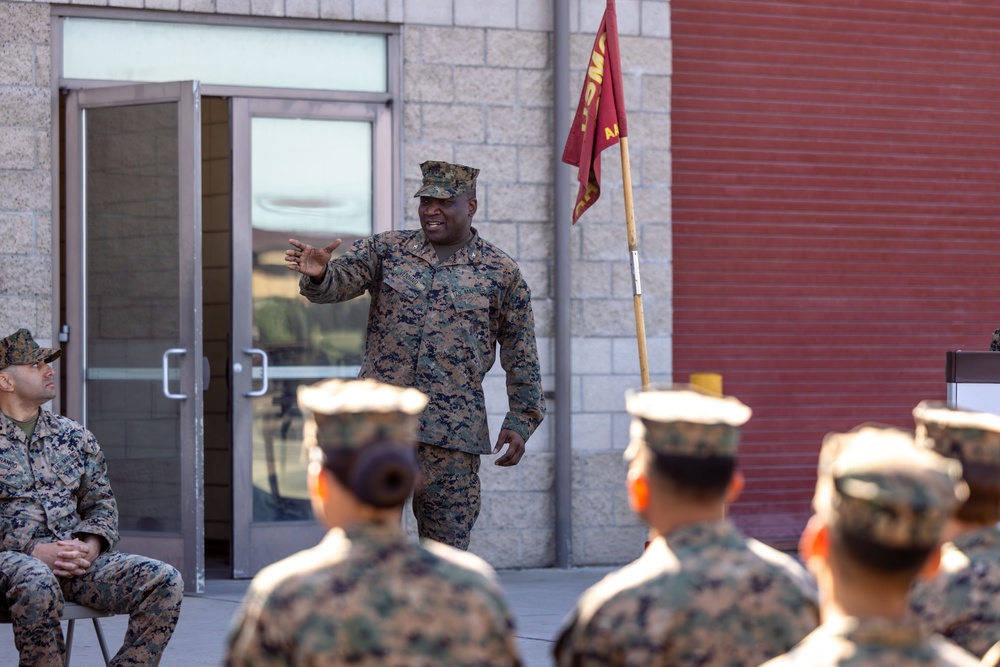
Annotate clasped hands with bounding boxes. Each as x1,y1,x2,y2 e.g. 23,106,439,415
32,536,102,578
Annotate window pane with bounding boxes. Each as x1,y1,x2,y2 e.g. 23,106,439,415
249,117,373,522
63,18,387,93
84,102,182,534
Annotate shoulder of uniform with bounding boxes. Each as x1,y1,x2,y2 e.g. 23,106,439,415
422,540,502,584
475,236,518,265
745,538,819,601
380,229,420,243
746,537,809,574
249,543,332,598
40,410,85,433
473,238,525,284
573,555,669,623
928,635,982,666
368,229,421,253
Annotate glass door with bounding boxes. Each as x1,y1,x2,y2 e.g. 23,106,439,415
231,98,392,577
64,82,205,593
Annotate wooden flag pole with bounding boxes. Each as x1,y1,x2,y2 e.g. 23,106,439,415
619,136,650,389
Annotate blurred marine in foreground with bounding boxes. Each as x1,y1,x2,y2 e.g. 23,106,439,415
225,378,522,667
554,385,819,667
761,425,978,667
910,402,1000,659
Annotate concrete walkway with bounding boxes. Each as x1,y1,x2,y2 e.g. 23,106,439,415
0,567,614,666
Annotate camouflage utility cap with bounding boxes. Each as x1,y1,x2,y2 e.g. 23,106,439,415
913,400,1000,467
815,425,967,549
298,378,428,454
0,328,61,371
413,160,479,199
624,384,752,460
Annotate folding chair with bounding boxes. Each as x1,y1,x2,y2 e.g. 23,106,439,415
0,600,113,666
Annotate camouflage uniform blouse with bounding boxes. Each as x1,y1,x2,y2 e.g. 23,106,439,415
910,526,1000,657
553,519,820,667
0,410,118,554
760,616,980,667
226,520,522,667
300,228,545,455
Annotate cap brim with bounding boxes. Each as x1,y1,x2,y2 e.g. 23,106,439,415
413,185,465,199
0,347,60,371
623,439,643,461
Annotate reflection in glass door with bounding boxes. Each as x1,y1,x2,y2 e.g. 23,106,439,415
231,98,392,577
64,82,204,592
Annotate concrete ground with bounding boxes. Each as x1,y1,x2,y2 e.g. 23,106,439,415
0,566,614,666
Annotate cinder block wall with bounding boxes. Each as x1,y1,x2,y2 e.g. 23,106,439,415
0,0,672,569
399,0,673,567
0,2,52,338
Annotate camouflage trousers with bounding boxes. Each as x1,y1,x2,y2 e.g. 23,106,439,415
413,443,481,550
0,548,183,667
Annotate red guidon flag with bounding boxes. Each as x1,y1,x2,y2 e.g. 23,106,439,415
562,0,628,223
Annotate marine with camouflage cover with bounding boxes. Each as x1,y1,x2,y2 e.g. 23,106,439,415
761,424,978,667
554,385,819,667
284,160,545,550
909,401,1000,658
225,378,522,666
0,328,183,667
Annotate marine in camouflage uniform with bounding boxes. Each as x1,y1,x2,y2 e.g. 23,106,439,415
286,160,545,550
554,386,820,667
762,425,978,667
0,328,183,667
909,402,1000,658
226,378,522,666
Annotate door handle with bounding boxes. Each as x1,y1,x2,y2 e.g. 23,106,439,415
243,348,269,397
162,348,187,400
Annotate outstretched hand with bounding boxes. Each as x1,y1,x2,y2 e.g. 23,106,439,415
493,429,525,466
286,238,342,280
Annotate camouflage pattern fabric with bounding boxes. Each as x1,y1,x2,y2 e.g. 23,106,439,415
413,160,479,199
814,426,966,550
299,228,545,456
913,400,1000,467
910,526,1000,658
624,385,751,459
298,378,428,454
760,616,979,667
0,549,182,666
413,443,481,550
225,520,522,666
553,519,820,667
0,328,60,371
991,329,999,352
0,410,183,666
0,409,118,554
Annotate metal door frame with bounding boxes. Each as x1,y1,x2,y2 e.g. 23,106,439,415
230,96,391,578
64,81,205,593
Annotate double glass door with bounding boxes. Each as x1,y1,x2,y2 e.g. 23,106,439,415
65,84,390,586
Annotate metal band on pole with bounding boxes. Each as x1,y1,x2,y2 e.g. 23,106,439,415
619,136,650,389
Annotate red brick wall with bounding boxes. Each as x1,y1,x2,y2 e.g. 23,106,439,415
672,0,1000,546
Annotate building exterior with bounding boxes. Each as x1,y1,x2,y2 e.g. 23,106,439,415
0,0,672,590
7,0,998,592
671,0,1000,548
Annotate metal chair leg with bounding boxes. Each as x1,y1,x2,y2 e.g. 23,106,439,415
64,619,75,667
92,617,111,665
